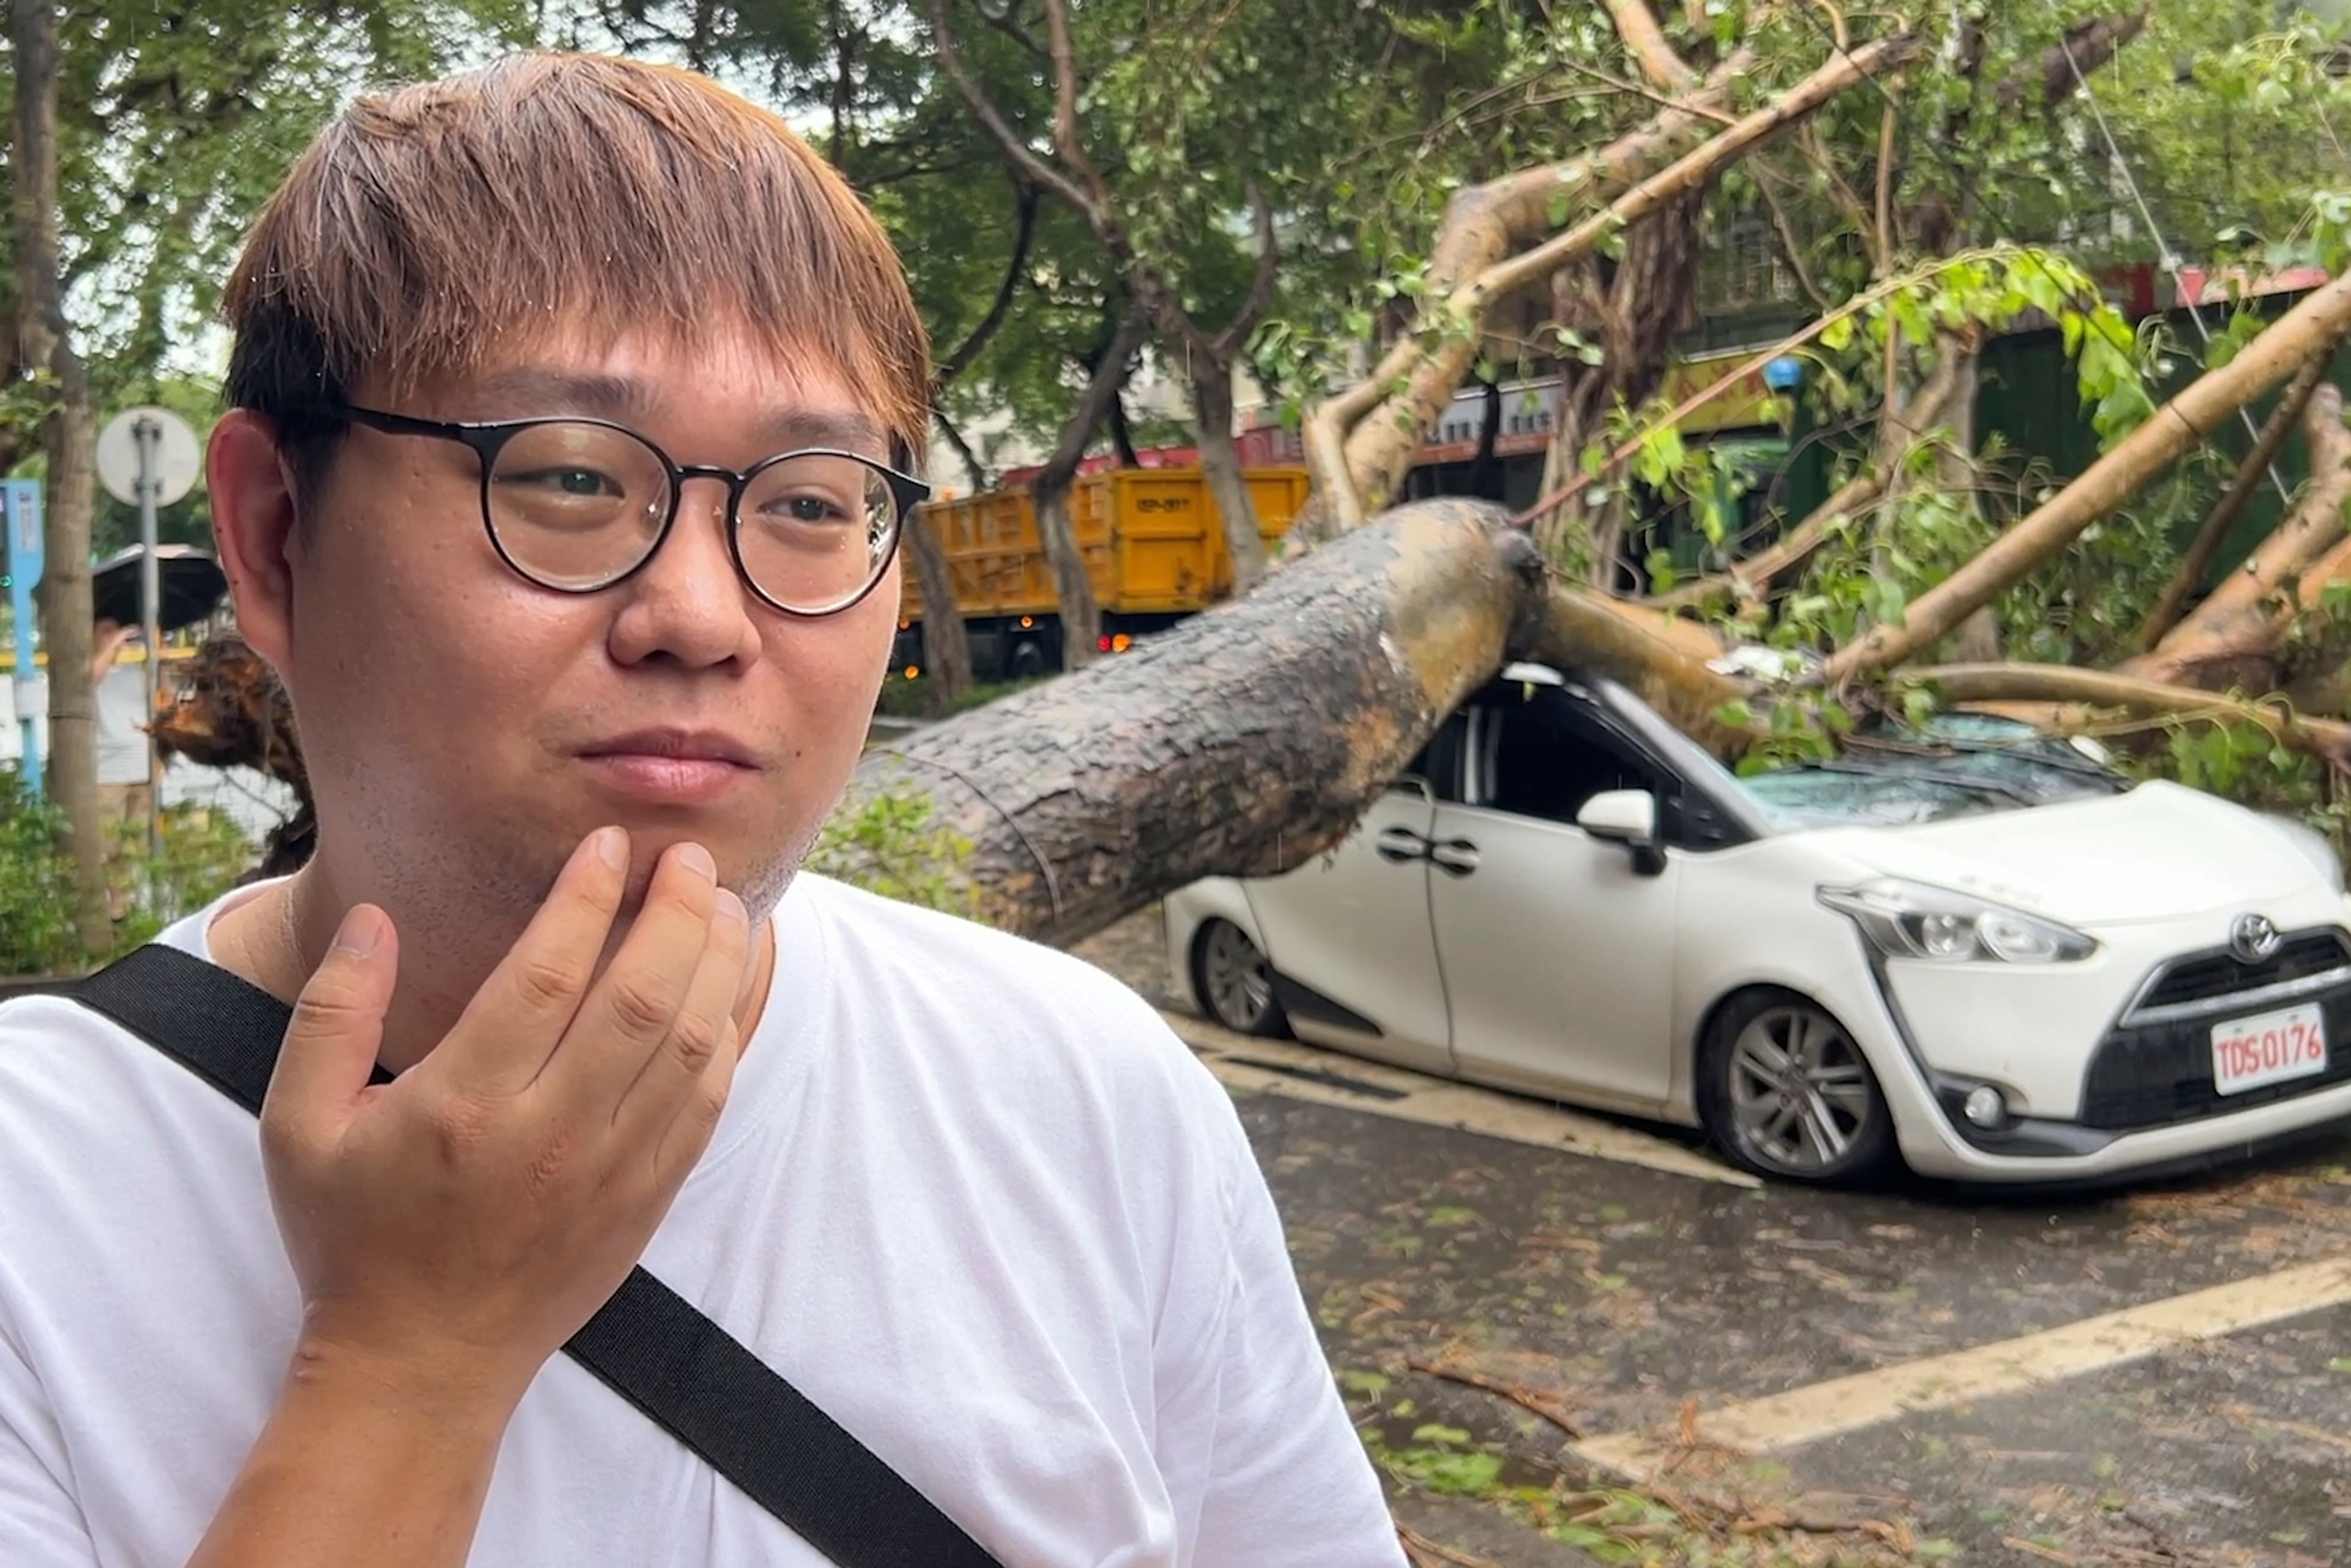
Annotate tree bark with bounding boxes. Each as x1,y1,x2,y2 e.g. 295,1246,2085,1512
1826,269,2351,683
1908,661,2351,771
843,499,1543,943
900,507,972,708
14,0,110,957
1032,308,1150,670
1651,470,1886,612
1299,54,1749,536
2124,384,2351,689
1312,32,1915,536
1188,360,1265,594
1532,189,1704,584
2135,355,2327,651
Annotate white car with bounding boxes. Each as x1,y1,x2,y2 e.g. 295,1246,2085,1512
1166,663,2351,1185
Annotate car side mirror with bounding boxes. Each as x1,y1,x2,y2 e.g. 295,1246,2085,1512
1578,789,1667,876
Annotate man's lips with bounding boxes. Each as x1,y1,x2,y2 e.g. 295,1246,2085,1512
574,730,760,805
576,729,760,767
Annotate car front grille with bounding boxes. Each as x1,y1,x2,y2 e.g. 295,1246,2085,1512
2130,931,2351,1015
2082,928,2351,1131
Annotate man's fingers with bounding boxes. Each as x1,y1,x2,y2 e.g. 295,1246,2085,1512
439,826,630,1093
541,841,719,1112
615,885,749,1138
263,904,399,1146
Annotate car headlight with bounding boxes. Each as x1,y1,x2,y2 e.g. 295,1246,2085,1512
2267,816,2345,895
1818,879,2096,964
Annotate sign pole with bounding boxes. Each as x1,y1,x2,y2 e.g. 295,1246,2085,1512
135,413,163,860
5,481,43,800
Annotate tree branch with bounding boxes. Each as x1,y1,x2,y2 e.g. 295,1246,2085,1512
928,0,1097,216
1826,270,2351,683
1475,33,1919,306
1040,0,1110,198
936,175,1041,389
2127,384,2351,688
1754,164,1833,311
976,0,1048,60
1907,663,2351,771
1603,0,1697,91
934,408,989,491
2135,356,2327,650
1651,470,1886,611
2006,9,2150,116
1212,181,1281,357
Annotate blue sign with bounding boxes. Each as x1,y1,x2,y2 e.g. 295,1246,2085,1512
6,480,44,798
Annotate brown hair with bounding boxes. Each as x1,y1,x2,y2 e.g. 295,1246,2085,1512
222,53,931,486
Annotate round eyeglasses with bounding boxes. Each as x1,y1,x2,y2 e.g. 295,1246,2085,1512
329,403,931,617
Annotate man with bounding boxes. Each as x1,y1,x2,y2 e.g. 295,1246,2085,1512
0,53,1403,1568
90,617,154,827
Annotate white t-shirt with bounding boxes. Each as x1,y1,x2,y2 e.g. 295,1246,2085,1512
0,874,1403,1567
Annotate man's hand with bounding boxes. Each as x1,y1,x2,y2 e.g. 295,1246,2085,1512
260,826,749,1406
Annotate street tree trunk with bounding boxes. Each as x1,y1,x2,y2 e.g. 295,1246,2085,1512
1532,189,1704,586
13,0,110,958
900,507,972,707
1032,309,1150,671
1187,362,1264,594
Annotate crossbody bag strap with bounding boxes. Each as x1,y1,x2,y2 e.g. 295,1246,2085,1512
70,942,1000,1568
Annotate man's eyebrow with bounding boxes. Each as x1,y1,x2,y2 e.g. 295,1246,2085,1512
460,367,888,460
464,367,662,423
756,408,888,460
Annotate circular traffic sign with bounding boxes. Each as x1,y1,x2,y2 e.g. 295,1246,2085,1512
97,406,202,508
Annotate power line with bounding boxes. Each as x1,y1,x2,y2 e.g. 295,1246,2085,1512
2045,6,2290,505
1787,4,2292,508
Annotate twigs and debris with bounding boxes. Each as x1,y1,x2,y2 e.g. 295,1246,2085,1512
1395,1525,1509,1568
1408,1357,1584,1436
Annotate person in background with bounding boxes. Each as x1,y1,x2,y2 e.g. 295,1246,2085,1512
90,616,155,913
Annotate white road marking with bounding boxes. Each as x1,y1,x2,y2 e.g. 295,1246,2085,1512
1573,1253,2351,1480
1160,1010,1758,1188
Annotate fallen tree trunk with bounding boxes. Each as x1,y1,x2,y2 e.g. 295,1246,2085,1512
1906,662,2351,770
844,500,1547,945
2126,384,2351,690
1826,269,2351,683
2134,356,2326,651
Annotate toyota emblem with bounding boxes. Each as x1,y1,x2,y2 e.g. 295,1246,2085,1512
2230,913,2284,965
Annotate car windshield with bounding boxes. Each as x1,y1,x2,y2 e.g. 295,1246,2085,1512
1730,713,2128,831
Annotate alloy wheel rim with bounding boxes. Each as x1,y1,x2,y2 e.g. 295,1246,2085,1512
1727,1005,1873,1172
1202,922,1273,1029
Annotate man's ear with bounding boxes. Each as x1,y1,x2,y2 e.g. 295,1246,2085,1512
206,410,302,685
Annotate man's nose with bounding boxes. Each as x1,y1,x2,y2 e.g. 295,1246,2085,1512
604,476,762,668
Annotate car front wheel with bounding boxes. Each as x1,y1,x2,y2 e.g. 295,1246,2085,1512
1697,989,1895,1184
1192,918,1290,1037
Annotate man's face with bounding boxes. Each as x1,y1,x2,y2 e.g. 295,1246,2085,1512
260,329,900,921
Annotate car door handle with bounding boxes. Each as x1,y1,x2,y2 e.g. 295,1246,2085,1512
1428,838,1481,876
1375,827,1430,864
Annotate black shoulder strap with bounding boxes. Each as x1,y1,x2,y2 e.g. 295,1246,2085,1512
70,943,1000,1568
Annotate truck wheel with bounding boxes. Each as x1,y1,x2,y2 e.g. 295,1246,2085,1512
1009,640,1049,680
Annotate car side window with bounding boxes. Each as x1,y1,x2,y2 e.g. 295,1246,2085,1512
1399,710,1471,804
1480,693,1665,828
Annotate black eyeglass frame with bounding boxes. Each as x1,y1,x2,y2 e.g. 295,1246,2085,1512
328,402,932,618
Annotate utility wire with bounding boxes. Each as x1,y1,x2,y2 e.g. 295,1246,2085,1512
2045,5,2291,506
1788,4,2295,509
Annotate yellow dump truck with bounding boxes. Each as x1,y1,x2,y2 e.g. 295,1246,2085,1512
892,465,1310,681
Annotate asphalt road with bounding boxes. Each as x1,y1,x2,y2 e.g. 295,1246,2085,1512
1072,909,2351,1568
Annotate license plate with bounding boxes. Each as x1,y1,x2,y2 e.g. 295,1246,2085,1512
2211,1003,2330,1096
